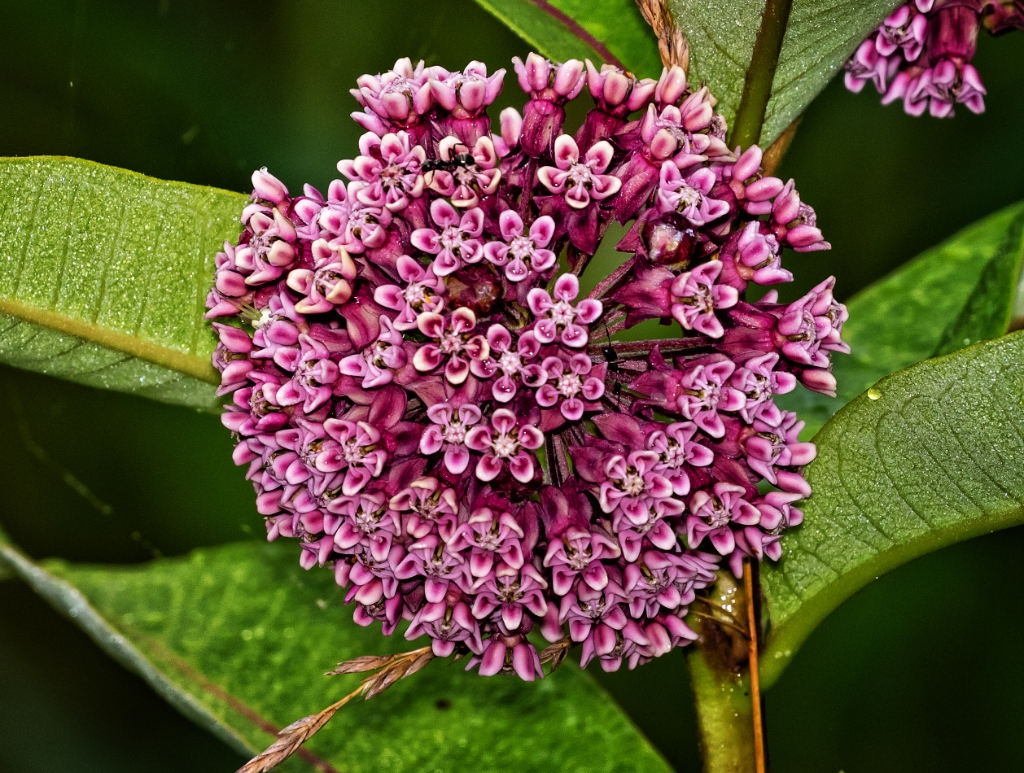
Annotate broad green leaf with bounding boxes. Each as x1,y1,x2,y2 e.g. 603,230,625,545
667,0,899,145
760,331,1024,687
0,157,247,410
0,529,672,773
472,0,663,77
778,201,1024,438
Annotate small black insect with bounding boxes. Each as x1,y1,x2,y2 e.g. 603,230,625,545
422,152,475,173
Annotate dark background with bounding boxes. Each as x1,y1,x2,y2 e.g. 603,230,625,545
1,1,1023,771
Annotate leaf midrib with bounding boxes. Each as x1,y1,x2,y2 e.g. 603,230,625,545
0,296,219,384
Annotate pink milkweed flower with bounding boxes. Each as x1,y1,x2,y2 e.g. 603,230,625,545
314,420,387,496
235,206,298,286
410,199,485,276
926,59,986,117
418,402,482,475
483,324,544,403
646,421,715,496
350,57,436,134
424,136,501,209
483,211,558,283
597,450,679,521
328,491,401,552
674,360,746,438
730,221,792,286
622,550,716,618
535,353,606,425
430,61,506,118
744,411,817,484
670,261,739,338
286,240,357,314
211,323,254,396
883,68,932,116
316,179,352,236
251,167,289,205
585,61,657,116
394,534,469,603
653,64,689,107
513,54,585,157
576,61,657,149
876,4,928,61
249,290,301,360
656,164,730,226
337,131,426,213
465,409,544,483
338,316,407,389
406,601,484,657
272,334,340,413
686,482,762,555
527,273,603,348
512,53,585,102
537,136,622,209
431,61,506,145
475,633,544,681
543,525,620,596
448,506,526,578
373,255,446,330
471,562,549,631
774,277,850,368
389,476,459,540
843,40,894,94
335,193,393,254
412,307,490,384
729,352,797,424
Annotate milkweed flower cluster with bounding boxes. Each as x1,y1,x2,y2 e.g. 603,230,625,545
208,54,847,680
844,0,1022,116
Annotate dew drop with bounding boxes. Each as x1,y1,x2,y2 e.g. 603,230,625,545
867,388,881,400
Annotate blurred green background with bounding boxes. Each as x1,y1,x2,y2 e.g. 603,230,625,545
1,1,1023,771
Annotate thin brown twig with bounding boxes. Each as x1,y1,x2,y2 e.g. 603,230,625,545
237,647,433,773
744,560,766,773
635,0,689,71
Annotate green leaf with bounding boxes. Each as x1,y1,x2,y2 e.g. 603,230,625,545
667,0,899,145
471,0,664,77
0,529,672,773
0,157,247,411
760,331,1024,687
778,201,1024,438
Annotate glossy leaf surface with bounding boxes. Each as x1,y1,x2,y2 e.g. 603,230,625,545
472,0,663,76
779,201,1024,438
667,0,898,144
0,157,246,410
761,331,1024,686
0,530,672,773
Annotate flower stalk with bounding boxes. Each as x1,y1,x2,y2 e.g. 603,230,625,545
687,570,759,773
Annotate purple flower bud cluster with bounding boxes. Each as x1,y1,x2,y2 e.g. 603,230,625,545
845,0,1023,117
207,54,847,680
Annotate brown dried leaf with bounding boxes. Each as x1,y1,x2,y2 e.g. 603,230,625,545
236,693,354,773
325,653,396,675
635,0,689,70
237,647,435,773
539,638,572,673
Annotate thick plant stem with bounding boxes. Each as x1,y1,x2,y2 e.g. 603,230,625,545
687,571,759,773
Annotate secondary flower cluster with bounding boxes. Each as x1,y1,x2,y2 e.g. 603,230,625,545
208,54,847,679
844,0,1022,116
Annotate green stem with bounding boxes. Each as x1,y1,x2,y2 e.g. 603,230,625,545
687,571,758,773
728,0,794,148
